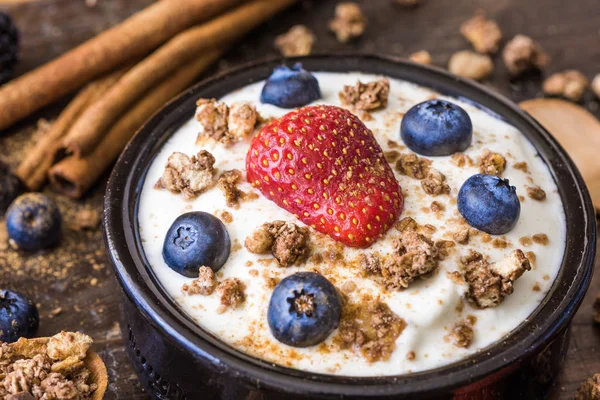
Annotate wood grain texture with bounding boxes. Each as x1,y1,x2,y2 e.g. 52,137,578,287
0,0,599,399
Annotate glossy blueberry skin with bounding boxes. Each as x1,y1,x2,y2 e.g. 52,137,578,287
0,162,24,216
0,289,39,343
260,63,321,109
6,193,62,251
401,99,473,156
458,174,521,235
162,212,231,278
268,272,342,348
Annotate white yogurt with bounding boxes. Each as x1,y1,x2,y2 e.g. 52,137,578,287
137,72,566,376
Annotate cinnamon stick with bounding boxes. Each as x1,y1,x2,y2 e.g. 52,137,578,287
58,0,297,158
49,50,223,198
0,0,244,131
14,68,127,190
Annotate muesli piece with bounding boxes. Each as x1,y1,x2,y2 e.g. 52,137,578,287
395,153,431,179
245,221,310,267
217,278,246,313
449,321,474,348
359,253,381,276
155,150,215,199
421,169,451,196
339,79,390,113
460,249,531,308
460,14,503,54
47,331,93,361
395,216,418,232
479,149,506,176
328,2,367,43
182,266,217,296
448,50,493,81
409,50,432,65
435,240,456,260
217,169,248,208
451,153,473,168
503,34,550,76
381,230,439,290
275,25,316,57
543,70,589,102
576,373,600,400
527,185,546,201
196,99,258,146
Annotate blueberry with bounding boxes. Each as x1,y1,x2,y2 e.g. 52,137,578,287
260,63,321,108
162,212,231,277
401,99,473,156
0,162,24,216
458,174,521,235
0,289,39,343
6,193,62,251
268,272,342,348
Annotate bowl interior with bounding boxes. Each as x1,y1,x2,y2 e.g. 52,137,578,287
104,55,596,397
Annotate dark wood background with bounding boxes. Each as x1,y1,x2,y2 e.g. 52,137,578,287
0,0,599,399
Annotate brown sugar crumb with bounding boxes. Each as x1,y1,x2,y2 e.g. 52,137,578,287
409,50,432,65
359,253,382,276
381,230,439,290
334,300,406,363
275,25,316,57
435,240,456,260
451,153,473,168
460,249,531,308
339,79,390,114
532,282,541,292
245,221,310,267
479,149,506,176
182,266,217,296
395,216,418,232
328,2,367,43
217,278,246,313
492,237,508,249
448,321,474,348
217,169,251,208
527,185,546,201
421,169,451,196
460,14,503,54
155,150,215,199
543,70,589,102
532,233,549,245
448,50,493,81
576,374,600,400
513,161,529,173
503,35,550,76
395,152,431,179
384,150,401,163
430,201,445,213
195,99,259,146
519,236,532,247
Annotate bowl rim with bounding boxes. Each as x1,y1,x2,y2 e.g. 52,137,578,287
103,54,596,397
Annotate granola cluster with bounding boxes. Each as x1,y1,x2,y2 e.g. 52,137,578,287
182,266,217,296
245,221,310,267
195,99,259,146
448,50,493,81
460,14,503,54
339,79,390,116
0,332,97,399
155,150,215,199
217,169,254,208
409,50,432,65
395,153,450,196
460,249,531,308
543,70,589,102
502,34,550,76
576,374,600,400
479,149,506,176
448,319,475,348
182,267,246,313
275,25,316,57
328,2,367,43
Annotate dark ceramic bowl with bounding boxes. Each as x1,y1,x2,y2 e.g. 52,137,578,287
104,55,596,400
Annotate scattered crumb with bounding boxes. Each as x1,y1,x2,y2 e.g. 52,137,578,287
532,233,549,245
543,70,589,102
503,34,550,76
527,185,547,201
421,169,451,196
217,278,246,313
513,161,529,173
448,320,474,348
576,374,600,400
460,13,503,54
182,266,217,296
155,150,215,199
532,282,541,292
396,152,431,179
519,236,532,246
479,149,506,176
448,50,493,81
451,153,473,168
275,25,316,57
339,79,390,114
406,351,416,360
409,50,432,65
245,221,310,267
328,2,367,43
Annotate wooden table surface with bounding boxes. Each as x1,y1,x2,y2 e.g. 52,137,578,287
0,0,599,399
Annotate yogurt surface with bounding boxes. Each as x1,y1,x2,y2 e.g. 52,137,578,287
137,72,566,376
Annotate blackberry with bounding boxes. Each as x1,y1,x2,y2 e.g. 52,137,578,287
0,12,19,85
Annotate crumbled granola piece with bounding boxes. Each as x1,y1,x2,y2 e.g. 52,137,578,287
430,201,445,212
479,149,506,176
245,221,309,267
492,237,508,249
6,393,36,400
50,356,84,375
11,338,47,359
359,253,381,276
460,14,503,54
37,372,79,399
503,35,550,76
513,161,529,173
395,153,431,179
543,70,589,102
409,50,432,65
384,150,401,163
532,233,549,245
182,266,217,296
275,25,316,57
448,50,493,81
339,79,390,112
2,355,50,395
217,169,248,208
382,230,439,289
217,278,246,313
195,99,258,146
576,374,600,400
527,185,546,201
328,2,367,43
421,169,451,196
453,228,471,245
593,74,600,99
395,216,418,232
460,249,531,308
435,240,455,260
47,332,92,362
451,153,473,168
449,322,474,348
155,150,215,199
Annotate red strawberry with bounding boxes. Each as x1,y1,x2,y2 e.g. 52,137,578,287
246,105,403,248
